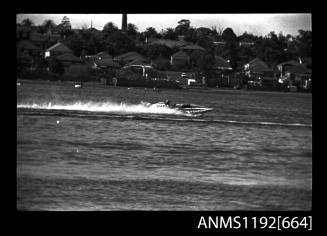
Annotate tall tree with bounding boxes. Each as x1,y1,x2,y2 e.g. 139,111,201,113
58,16,73,38
221,27,237,42
41,19,56,33
295,30,312,58
142,27,159,40
175,19,191,35
162,28,177,40
105,31,136,57
61,16,72,30
102,22,119,38
21,18,34,27
126,23,139,39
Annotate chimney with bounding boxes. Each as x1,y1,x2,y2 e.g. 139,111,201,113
122,14,127,31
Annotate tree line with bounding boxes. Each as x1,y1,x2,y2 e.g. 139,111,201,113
18,17,311,75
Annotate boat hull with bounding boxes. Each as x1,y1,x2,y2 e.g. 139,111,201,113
154,102,213,114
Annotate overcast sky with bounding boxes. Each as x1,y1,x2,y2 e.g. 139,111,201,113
16,14,311,36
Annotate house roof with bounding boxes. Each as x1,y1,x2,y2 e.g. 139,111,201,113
172,51,190,60
56,53,81,62
96,51,112,58
182,44,205,51
213,56,232,70
46,42,73,53
245,58,272,72
95,58,120,68
126,59,153,67
114,51,147,62
17,40,40,50
149,39,189,48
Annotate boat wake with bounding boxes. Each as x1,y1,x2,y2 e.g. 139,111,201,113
17,101,311,128
17,101,189,116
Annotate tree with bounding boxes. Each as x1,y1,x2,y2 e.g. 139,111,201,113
162,28,177,40
58,16,73,38
184,27,197,43
220,27,239,70
142,27,159,40
197,35,214,51
48,58,64,75
21,18,34,27
61,16,72,30
105,31,136,56
296,30,312,58
64,33,84,56
194,51,216,86
102,22,119,38
146,44,172,60
222,27,237,42
190,50,204,68
126,23,139,39
42,19,56,32
175,19,191,35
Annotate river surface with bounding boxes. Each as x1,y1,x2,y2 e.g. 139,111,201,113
17,80,312,210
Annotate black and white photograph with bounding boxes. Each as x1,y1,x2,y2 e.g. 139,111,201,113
17,13,312,211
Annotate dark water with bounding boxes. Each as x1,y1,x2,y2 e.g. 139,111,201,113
17,81,312,210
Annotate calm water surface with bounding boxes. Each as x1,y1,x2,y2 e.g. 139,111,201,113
17,81,312,210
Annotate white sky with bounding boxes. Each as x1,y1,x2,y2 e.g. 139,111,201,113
16,14,311,36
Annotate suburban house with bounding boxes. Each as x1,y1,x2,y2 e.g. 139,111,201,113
213,56,234,87
277,58,312,89
170,51,190,67
244,58,277,86
288,64,312,89
45,42,73,58
277,60,300,77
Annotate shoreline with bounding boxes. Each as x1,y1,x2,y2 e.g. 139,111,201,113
17,78,312,95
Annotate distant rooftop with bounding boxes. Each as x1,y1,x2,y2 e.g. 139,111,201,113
46,42,73,53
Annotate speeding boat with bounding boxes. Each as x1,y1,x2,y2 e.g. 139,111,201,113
154,101,213,114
